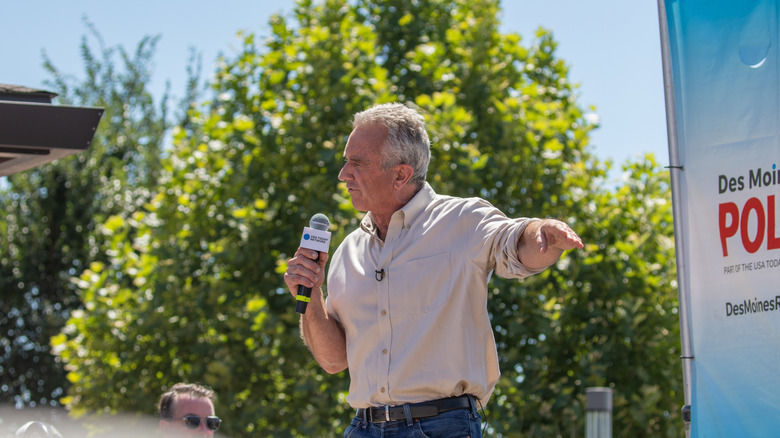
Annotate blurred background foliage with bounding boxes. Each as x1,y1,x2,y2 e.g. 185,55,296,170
0,0,681,436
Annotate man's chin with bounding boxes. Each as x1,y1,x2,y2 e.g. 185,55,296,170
348,199,365,211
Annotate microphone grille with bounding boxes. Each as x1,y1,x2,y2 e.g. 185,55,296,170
309,213,330,231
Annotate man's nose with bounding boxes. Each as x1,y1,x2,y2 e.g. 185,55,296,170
338,164,349,181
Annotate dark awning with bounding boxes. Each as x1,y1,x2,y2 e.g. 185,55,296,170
0,84,103,177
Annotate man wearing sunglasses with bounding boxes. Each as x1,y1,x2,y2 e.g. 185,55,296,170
158,383,222,437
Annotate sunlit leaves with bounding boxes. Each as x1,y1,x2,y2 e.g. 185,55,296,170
0,19,172,410
43,1,681,437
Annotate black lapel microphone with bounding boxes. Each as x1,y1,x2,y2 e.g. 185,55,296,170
296,213,331,314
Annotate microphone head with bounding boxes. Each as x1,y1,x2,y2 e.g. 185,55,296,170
309,213,330,231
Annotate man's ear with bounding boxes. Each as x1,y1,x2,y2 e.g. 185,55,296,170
394,164,415,189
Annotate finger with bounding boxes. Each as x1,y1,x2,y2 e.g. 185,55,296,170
538,227,549,253
292,249,322,274
285,257,319,291
284,269,314,292
550,225,583,249
557,224,583,247
317,251,329,268
295,247,321,261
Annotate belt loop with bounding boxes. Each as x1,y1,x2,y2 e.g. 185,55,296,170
385,405,391,422
403,403,414,426
467,394,478,414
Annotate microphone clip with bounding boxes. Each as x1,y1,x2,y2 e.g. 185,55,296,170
375,269,385,281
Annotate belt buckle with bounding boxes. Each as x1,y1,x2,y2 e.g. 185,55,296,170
385,405,390,422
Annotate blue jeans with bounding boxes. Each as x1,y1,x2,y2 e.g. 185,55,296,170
344,407,482,438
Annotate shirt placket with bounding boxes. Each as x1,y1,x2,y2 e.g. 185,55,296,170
374,215,403,404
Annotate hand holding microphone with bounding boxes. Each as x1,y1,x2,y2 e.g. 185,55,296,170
294,213,331,314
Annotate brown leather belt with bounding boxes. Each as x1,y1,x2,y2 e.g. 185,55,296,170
356,395,473,424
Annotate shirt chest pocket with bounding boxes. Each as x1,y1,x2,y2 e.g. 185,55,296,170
397,252,452,314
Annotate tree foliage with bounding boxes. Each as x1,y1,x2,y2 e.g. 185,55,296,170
6,1,683,437
0,20,169,409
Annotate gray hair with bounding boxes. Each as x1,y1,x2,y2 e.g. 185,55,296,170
352,102,431,188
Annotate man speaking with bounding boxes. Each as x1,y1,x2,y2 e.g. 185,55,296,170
284,102,583,437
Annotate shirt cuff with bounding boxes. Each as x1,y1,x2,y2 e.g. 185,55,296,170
504,218,546,278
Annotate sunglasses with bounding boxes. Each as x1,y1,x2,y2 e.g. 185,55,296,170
178,415,222,431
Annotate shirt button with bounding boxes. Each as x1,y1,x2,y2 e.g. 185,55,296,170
382,349,388,354
381,310,387,316
380,387,386,393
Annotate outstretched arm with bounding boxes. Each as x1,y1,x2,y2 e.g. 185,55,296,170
516,218,583,270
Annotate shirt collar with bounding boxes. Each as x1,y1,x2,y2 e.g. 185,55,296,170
360,182,436,234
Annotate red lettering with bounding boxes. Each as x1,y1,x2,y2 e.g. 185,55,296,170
741,198,765,253
719,202,739,256
719,196,779,256
769,195,780,250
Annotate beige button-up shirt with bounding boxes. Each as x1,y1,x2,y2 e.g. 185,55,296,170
326,183,543,408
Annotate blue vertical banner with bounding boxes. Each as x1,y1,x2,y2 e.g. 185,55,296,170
662,0,780,436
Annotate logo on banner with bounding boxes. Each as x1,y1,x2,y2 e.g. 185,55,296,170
718,164,780,257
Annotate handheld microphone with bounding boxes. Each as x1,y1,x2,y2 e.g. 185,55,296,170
296,213,331,314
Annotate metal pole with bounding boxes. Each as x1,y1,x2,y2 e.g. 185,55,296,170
656,1,693,436
585,387,612,438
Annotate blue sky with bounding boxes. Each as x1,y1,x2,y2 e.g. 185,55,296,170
0,0,668,174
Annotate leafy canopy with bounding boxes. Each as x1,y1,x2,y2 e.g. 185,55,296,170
8,1,684,437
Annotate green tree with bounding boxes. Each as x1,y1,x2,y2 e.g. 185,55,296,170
54,1,682,437
56,3,383,435
486,156,680,437
0,20,171,408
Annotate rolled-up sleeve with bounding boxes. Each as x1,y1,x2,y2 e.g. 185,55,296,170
467,201,545,279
